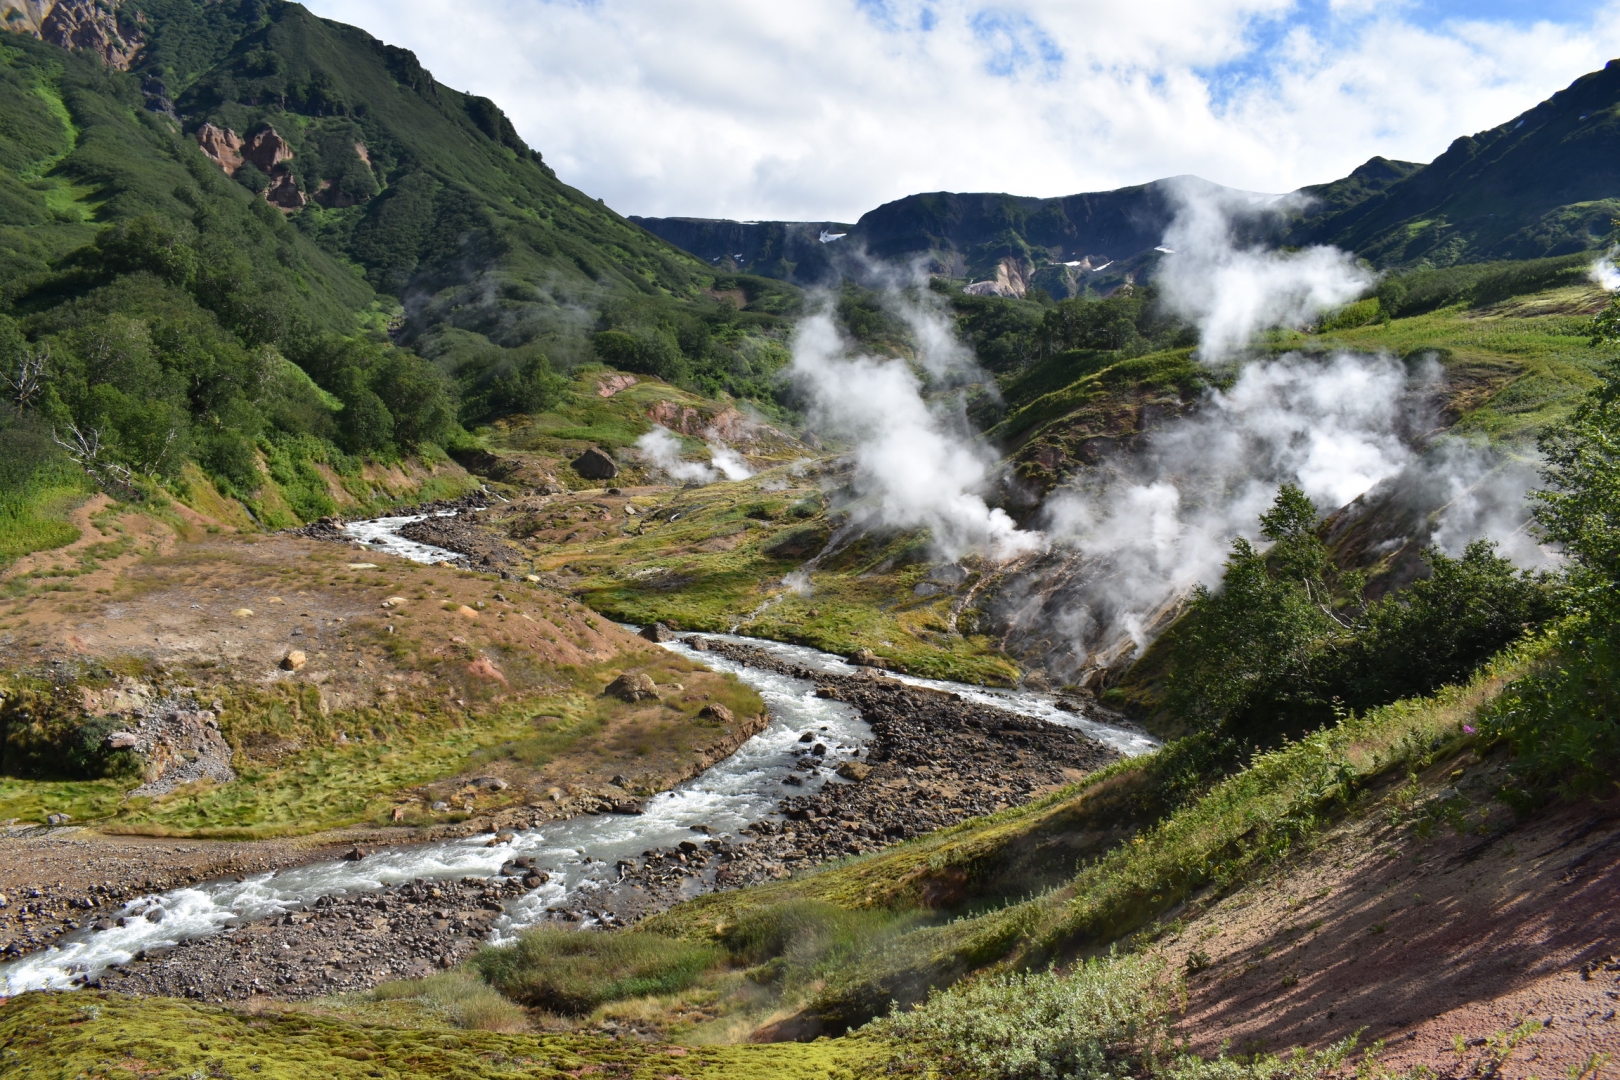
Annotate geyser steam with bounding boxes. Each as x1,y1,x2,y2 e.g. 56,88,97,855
788,301,1039,561
1155,179,1374,361
635,426,754,484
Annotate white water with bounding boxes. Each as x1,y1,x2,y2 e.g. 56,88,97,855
340,512,468,564
677,632,1157,757
0,514,1156,995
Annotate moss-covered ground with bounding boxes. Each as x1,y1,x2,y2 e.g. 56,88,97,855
0,991,872,1079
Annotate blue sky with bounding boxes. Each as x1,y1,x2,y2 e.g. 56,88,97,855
307,0,1620,220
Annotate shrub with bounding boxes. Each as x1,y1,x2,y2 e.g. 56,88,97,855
875,953,1181,1080
370,970,529,1032
471,928,720,1014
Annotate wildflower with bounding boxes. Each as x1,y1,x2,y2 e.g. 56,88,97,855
1463,724,1476,734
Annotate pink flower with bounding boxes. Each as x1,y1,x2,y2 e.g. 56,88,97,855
1463,724,1476,734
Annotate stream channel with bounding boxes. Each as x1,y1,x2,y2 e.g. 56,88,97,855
0,511,1156,994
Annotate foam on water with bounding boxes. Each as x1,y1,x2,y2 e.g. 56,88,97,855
340,512,467,564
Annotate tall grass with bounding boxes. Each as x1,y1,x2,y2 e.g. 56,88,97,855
472,928,721,1014
370,970,530,1032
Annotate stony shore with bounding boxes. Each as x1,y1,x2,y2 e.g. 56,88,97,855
35,638,1122,1003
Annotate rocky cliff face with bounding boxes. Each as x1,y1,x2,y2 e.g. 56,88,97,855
2,0,144,69
195,124,307,211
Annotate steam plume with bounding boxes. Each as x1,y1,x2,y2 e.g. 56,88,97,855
635,425,754,484
1155,179,1374,360
788,301,1038,561
1590,245,1620,292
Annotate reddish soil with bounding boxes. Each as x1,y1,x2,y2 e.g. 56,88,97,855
1159,755,1620,1076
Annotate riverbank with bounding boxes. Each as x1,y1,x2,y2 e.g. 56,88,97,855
15,636,1125,1002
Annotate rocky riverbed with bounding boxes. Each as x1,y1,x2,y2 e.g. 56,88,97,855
562,640,1120,919
16,639,1120,1004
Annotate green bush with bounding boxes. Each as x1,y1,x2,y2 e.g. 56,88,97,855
471,928,720,1014
1165,485,1562,741
875,953,1180,1080
1482,347,1620,801
370,971,529,1032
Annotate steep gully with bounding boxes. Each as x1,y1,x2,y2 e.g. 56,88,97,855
0,512,1152,999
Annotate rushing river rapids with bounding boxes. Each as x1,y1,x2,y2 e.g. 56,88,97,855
0,514,1156,995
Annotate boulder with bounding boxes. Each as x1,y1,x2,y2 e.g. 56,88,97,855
639,622,675,643
571,446,620,480
605,673,659,702
281,650,307,672
106,731,139,750
698,703,734,724
849,648,883,668
471,776,509,791
342,847,367,861
836,761,872,781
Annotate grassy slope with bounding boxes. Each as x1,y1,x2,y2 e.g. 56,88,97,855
0,521,766,834
579,645,1532,1040
0,991,869,1080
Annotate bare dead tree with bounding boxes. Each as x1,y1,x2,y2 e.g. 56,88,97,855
3,345,47,413
51,421,141,500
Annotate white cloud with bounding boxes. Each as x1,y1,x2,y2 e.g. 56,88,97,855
304,0,1620,220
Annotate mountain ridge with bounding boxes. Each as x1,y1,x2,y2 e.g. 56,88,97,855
636,61,1620,296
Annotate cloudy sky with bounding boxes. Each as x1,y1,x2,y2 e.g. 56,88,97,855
307,0,1620,222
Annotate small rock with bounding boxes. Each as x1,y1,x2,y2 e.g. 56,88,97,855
836,761,872,781
522,873,549,889
698,703,734,723
471,776,509,791
455,605,480,619
798,732,815,743
811,743,827,756
686,636,710,651
106,731,139,749
381,596,408,609
281,649,307,672
343,847,367,861
640,622,675,643
45,812,71,826
849,648,882,668
431,801,451,812
232,608,254,618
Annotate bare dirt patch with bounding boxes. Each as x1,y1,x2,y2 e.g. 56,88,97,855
1155,759,1620,1076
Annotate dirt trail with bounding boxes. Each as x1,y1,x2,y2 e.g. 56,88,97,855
1157,762,1620,1076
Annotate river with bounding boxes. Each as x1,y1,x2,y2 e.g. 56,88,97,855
0,512,1155,994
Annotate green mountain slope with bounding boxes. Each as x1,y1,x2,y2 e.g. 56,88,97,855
1294,60,1620,265
0,0,802,538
